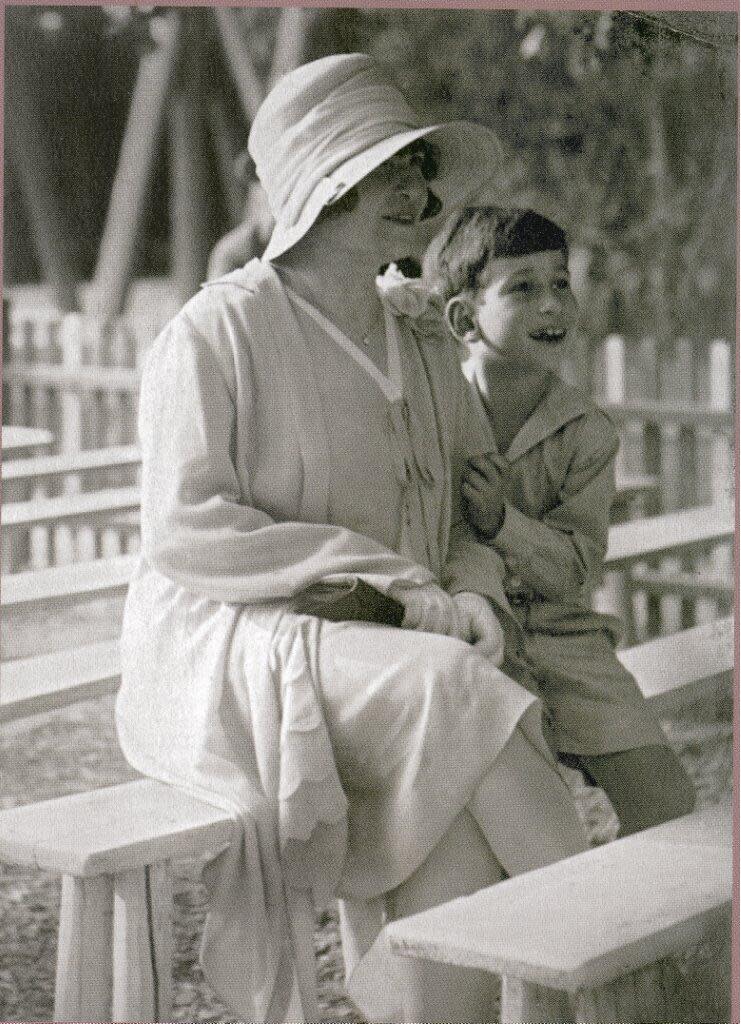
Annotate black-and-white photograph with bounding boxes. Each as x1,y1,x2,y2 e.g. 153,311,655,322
1,6,737,1022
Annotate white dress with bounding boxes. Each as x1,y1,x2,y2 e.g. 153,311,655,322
116,260,585,1021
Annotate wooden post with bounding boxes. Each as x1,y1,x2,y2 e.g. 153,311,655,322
501,976,574,1024
112,867,157,1022
55,316,85,565
92,14,180,319
168,12,213,307
285,887,319,1021
27,317,55,569
708,340,733,617
657,338,692,632
596,335,634,640
213,7,265,120
5,47,79,312
147,863,174,1022
54,874,114,1022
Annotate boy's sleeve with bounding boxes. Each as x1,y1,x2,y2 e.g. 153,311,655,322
491,411,619,601
441,373,522,643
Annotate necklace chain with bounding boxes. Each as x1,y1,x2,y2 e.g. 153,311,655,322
277,265,382,347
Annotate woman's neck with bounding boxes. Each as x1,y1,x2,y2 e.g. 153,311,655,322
274,236,384,336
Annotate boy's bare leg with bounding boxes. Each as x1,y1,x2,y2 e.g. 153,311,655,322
579,744,696,837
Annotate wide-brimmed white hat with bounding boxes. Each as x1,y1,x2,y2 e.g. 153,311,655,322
248,53,504,262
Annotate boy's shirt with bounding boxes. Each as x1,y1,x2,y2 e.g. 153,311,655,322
463,365,623,643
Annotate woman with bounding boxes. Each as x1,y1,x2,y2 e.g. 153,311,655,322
117,53,587,1022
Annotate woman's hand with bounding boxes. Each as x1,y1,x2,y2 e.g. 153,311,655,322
462,452,510,539
400,584,467,639
452,591,506,665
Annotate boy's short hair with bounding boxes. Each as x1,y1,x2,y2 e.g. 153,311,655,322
427,206,568,301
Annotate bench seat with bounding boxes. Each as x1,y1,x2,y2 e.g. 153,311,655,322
2,444,140,484
2,504,731,615
605,504,733,567
0,778,235,876
1,553,135,614
1,485,141,531
387,804,732,1021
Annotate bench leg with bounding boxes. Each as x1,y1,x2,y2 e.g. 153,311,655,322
286,886,319,1021
500,976,574,1023
54,874,114,1022
148,862,174,1021
574,959,679,1024
112,864,173,1022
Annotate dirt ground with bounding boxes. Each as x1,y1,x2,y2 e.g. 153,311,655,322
0,678,733,1023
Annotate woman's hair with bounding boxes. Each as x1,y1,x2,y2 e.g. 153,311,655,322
320,138,442,223
427,206,568,301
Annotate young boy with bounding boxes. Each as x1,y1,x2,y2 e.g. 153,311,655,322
427,206,695,836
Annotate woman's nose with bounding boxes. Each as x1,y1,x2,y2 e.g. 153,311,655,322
397,167,429,206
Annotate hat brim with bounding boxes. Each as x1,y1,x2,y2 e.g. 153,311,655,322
262,120,503,262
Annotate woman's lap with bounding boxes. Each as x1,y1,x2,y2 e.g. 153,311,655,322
315,620,534,789
311,619,546,894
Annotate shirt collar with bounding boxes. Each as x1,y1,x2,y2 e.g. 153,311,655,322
506,377,596,461
464,363,599,462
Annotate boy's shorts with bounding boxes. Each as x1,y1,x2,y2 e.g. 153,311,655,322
523,629,668,758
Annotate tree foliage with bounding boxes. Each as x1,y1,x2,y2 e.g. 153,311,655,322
4,6,737,345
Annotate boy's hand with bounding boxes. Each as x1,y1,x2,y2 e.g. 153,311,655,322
462,451,510,539
452,591,505,665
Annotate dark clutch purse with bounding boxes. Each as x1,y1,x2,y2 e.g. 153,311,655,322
290,578,405,627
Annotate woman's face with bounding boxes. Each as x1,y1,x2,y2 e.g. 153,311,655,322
330,148,440,263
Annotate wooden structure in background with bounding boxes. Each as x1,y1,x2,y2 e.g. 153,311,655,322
5,9,315,317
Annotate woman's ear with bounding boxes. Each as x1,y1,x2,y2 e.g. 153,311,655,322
445,296,478,344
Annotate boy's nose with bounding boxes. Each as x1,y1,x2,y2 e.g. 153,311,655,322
538,291,560,314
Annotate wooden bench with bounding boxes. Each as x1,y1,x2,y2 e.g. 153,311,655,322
2,486,141,533
2,445,142,572
2,501,729,599
2,444,140,485
386,619,734,1023
388,803,732,1024
1,509,733,1021
1,615,732,1020
2,424,54,455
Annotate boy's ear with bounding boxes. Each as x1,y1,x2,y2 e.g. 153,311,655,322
445,296,478,344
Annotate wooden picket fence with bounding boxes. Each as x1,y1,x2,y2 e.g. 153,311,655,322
2,293,735,641
2,302,145,568
592,334,734,643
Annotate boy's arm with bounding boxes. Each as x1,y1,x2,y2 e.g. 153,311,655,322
489,412,619,602
441,371,524,649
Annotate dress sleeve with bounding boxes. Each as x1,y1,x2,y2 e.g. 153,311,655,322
138,314,436,604
492,412,620,601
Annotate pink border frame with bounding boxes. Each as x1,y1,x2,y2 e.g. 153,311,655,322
0,3,737,1022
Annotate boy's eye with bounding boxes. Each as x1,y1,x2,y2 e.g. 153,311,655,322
509,280,532,294
553,277,570,290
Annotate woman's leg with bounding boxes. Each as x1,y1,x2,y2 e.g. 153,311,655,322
386,807,505,1023
579,744,696,837
470,726,589,874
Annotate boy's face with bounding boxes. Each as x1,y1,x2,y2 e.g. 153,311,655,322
470,249,577,372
